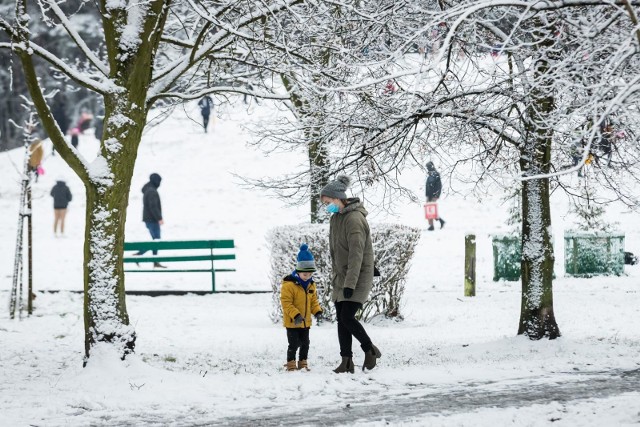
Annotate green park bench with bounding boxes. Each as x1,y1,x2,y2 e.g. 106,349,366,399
123,239,235,292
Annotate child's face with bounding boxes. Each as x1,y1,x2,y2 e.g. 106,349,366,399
298,272,313,281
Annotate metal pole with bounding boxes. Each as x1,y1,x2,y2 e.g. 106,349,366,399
27,179,33,315
10,145,30,319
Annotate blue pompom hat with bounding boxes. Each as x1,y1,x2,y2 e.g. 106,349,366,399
296,243,316,272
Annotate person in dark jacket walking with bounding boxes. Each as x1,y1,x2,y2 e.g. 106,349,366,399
280,244,323,372
135,173,165,267
198,96,214,133
51,93,69,156
320,175,381,373
50,179,72,236
425,161,445,231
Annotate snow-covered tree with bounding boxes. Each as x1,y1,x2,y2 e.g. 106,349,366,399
344,1,640,339
0,0,358,362
253,1,640,339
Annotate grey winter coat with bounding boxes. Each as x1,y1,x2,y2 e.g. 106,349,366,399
329,198,374,304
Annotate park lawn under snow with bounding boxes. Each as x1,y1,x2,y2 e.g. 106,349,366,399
1,99,639,426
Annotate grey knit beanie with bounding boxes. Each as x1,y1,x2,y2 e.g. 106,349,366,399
320,175,351,200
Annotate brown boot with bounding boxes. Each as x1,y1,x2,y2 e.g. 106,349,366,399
285,360,297,372
297,360,309,371
362,344,382,371
333,356,354,374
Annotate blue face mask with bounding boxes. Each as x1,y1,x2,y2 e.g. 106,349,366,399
325,203,340,214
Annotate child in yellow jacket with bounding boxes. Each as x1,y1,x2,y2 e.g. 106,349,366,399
280,244,323,371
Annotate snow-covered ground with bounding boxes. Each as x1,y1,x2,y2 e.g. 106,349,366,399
1,99,639,426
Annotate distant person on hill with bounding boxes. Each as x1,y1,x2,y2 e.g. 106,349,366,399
28,140,44,182
94,110,104,141
425,161,445,231
595,121,616,167
570,137,587,177
51,93,69,156
280,244,323,371
50,179,72,236
76,112,93,133
134,173,166,268
69,127,80,149
198,95,214,133
320,175,381,373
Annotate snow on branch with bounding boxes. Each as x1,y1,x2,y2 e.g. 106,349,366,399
44,0,110,76
10,41,120,94
154,86,290,102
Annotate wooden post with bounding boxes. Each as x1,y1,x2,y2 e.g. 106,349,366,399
464,234,476,297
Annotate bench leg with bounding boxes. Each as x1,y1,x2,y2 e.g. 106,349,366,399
210,248,216,293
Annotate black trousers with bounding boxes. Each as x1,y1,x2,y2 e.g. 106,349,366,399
202,113,210,131
335,301,373,357
286,328,310,361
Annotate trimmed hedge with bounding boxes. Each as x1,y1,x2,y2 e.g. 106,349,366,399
267,223,421,323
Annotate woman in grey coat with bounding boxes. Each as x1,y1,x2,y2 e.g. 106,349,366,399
320,175,381,373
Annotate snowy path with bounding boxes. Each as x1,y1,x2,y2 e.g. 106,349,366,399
206,369,640,425
54,368,639,426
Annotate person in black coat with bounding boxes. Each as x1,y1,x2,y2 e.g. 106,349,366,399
198,95,214,133
425,161,445,231
50,180,72,236
135,173,165,267
51,94,69,156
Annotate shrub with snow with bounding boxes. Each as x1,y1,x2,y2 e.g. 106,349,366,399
267,223,421,323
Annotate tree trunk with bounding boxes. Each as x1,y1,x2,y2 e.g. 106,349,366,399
83,179,135,362
281,74,329,223
517,18,560,340
518,173,559,339
308,128,329,223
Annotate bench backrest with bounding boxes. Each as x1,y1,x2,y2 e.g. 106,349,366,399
124,239,234,252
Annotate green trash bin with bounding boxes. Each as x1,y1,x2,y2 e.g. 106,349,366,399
492,234,521,281
564,232,625,277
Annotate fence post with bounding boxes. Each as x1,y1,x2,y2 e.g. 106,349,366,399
465,234,476,297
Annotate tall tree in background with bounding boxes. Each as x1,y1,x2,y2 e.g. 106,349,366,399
274,1,640,339
378,2,640,338
247,1,411,217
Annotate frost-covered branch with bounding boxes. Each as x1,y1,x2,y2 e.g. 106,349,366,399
44,0,110,77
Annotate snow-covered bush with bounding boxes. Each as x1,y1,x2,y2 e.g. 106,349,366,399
267,223,421,323
365,224,421,321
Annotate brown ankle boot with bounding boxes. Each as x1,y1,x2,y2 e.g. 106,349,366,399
333,356,354,374
362,344,382,371
285,360,297,371
297,360,309,371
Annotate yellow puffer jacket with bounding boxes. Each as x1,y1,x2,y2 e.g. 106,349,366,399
280,274,322,328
